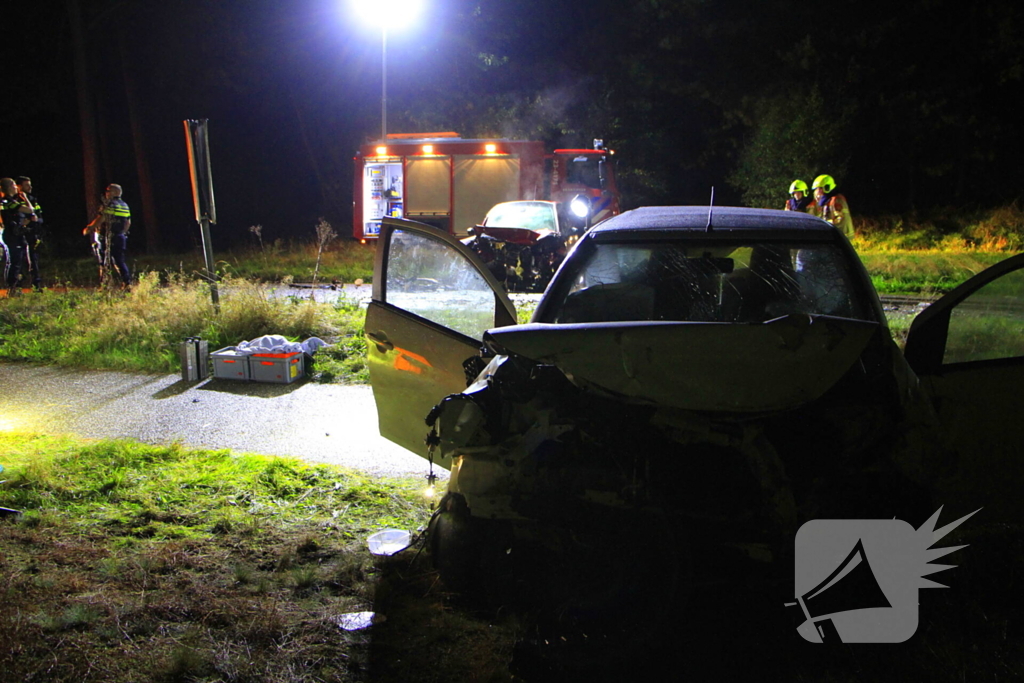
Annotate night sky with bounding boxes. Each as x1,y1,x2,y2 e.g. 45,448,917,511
5,1,1021,256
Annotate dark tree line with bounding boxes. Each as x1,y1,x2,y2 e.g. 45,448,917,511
7,0,1021,254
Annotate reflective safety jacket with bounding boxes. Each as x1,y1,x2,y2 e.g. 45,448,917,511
819,191,854,238
0,195,32,239
785,195,819,217
98,197,131,235
21,193,43,239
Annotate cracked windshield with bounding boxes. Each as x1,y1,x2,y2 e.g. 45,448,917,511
547,240,871,324
385,228,496,339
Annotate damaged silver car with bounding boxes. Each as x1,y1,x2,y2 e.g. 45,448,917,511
364,206,1024,605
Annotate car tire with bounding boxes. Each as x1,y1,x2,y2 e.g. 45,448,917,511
428,493,488,592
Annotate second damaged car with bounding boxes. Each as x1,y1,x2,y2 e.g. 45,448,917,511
462,200,570,293
364,206,1024,611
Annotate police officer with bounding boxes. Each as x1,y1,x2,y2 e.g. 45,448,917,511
1,177,37,296
84,183,132,288
15,176,43,291
812,174,854,238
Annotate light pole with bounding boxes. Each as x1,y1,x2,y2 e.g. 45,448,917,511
380,24,387,142
351,0,424,142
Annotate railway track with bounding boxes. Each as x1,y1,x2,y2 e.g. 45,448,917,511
879,294,937,307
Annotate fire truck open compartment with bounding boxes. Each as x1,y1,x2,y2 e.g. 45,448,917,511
352,133,619,241
361,159,403,238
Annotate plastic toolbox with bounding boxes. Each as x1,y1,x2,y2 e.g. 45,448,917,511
250,352,304,384
211,347,251,380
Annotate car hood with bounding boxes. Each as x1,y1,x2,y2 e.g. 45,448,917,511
483,315,881,412
480,226,559,244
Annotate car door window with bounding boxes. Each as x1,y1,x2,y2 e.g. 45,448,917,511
943,267,1024,364
385,228,497,339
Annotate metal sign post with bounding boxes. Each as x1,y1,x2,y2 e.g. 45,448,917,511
184,119,220,309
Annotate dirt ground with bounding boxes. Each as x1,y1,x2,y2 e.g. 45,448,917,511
359,520,1021,683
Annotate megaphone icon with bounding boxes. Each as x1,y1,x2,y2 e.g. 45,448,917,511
789,509,979,644
792,538,891,643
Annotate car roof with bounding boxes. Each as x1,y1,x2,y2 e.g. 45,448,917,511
488,200,557,209
589,206,834,235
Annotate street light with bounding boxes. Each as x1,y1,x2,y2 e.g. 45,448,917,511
351,0,425,142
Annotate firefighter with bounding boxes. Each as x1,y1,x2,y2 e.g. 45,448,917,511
0,206,6,285
15,176,44,291
84,183,132,288
812,174,854,238
0,177,37,296
784,179,817,215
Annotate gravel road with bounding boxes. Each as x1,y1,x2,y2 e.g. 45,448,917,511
0,362,440,480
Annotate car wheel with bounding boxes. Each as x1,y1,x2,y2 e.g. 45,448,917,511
428,493,483,589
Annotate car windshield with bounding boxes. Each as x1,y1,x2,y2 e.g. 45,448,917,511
562,155,602,189
483,202,557,231
544,240,873,323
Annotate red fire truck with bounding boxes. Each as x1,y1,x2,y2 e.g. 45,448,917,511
352,132,619,241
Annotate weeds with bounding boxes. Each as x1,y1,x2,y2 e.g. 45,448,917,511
311,217,339,293
32,604,103,632
291,565,320,590
249,223,265,253
220,238,375,284
160,645,212,680
860,251,1008,295
854,203,1024,252
0,272,356,378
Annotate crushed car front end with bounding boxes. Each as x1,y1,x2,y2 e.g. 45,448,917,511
366,207,940,610
424,209,938,585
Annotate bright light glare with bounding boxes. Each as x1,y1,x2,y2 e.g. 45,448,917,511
484,143,497,154
0,411,39,433
423,471,439,500
375,146,388,156
571,196,591,218
422,144,434,154
351,0,424,30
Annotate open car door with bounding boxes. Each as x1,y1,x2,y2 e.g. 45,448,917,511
365,217,517,461
903,252,1024,521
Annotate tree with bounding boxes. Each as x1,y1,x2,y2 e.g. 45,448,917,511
729,88,851,208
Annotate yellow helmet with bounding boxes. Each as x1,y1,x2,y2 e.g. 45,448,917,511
789,180,808,195
812,174,836,193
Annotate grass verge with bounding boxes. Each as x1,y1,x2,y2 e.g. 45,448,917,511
1,432,1019,682
0,432,449,683
46,238,377,289
0,273,369,384
858,250,1009,295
